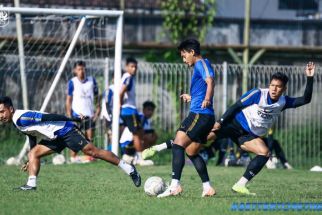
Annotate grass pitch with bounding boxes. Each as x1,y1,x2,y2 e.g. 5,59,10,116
0,161,321,215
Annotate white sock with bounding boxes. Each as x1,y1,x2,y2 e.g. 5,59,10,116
118,160,134,175
136,152,143,160
236,177,248,186
153,143,168,152
26,176,37,187
170,179,180,188
202,181,212,190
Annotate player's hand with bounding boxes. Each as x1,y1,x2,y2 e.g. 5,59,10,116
305,62,315,77
180,94,191,102
21,161,29,172
211,122,221,132
201,99,211,109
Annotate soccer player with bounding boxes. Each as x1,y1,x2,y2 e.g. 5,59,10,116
120,101,157,166
66,60,101,163
119,57,146,164
157,39,216,198
0,96,141,191
208,62,315,195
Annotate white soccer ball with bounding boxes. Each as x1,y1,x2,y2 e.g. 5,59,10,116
144,176,166,196
52,154,66,165
6,157,20,165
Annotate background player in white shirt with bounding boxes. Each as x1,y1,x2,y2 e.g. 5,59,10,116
66,61,101,163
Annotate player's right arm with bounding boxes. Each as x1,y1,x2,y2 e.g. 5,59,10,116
66,80,74,117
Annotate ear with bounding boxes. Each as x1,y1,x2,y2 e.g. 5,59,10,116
9,106,14,113
191,49,196,56
283,86,287,93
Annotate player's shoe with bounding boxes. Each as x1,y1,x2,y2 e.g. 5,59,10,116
135,159,154,166
157,184,183,198
284,162,293,170
142,147,157,160
14,185,37,191
129,165,141,187
231,184,256,196
122,154,135,164
202,186,216,197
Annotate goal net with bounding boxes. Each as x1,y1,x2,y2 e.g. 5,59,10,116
0,7,123,164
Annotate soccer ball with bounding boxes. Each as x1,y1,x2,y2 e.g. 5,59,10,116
52,154,66,165
144,176,166,196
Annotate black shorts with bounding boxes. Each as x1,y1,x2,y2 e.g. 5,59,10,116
79,117,96,131
121,114,141,133
39,127,89,153
215,118,257,146
178,112,215,144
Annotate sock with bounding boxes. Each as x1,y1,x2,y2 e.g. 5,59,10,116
170,179,180,188
136,152,143,160
187,154,210,182
202,181,212,190
243,155,269,181
118,160,134,175
172,144,185,181
166,139,174,149
153,143,168,152
26,176,37,187
236,176,249,186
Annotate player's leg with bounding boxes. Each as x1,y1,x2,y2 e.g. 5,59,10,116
232,137,269,195
157,131,191,198
17,144,55,190
186,142,216,197
66,127,141,187
142,139,173,159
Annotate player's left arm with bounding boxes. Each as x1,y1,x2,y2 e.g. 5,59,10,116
200,61,215,108
283,62,315,110
202,77,215,108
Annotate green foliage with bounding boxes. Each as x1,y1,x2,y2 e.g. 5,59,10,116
161,0,216,43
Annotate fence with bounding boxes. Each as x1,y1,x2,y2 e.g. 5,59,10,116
0,60,321,168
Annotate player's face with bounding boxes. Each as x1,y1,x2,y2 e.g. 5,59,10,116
269,79,286,100
0,104,14,123
74,65,85,79
126,63,138,76
143,107,154,119
180,50,194,67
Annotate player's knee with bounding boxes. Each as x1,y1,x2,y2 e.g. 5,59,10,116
83,146,99,158
258,148,270,157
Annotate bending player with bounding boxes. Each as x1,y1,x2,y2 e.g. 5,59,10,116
0,96,141,191
157,39,216,198
208,62,315,195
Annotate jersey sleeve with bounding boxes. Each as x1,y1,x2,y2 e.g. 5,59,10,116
16,111,43,127
122,76,133,91
198,60,215,80
283,96,297,109
67,80,74,96
93,77,99,96
239,88,261,107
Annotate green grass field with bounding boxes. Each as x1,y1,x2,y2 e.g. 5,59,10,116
0,162,321,215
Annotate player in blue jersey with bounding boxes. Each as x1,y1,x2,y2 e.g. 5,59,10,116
208,62,315,195
0,96,141,191
158,39,216,198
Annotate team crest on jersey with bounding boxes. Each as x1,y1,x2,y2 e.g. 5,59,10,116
0,6,9,27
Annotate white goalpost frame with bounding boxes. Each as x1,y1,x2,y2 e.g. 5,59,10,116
3,7,123,163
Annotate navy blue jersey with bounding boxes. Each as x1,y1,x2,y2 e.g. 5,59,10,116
190,59,215,115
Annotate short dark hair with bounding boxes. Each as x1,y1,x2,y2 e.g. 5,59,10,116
0,96,13,107
177,38,201,56
126,57,138,65
73,60,86,68
143,101,156,109
270,72,289,86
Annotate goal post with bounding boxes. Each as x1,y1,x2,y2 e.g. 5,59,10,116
2,7,123,163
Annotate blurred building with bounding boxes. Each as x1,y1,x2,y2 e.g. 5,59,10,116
2,0,322,64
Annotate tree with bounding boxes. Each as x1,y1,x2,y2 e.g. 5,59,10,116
161,0,216,44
